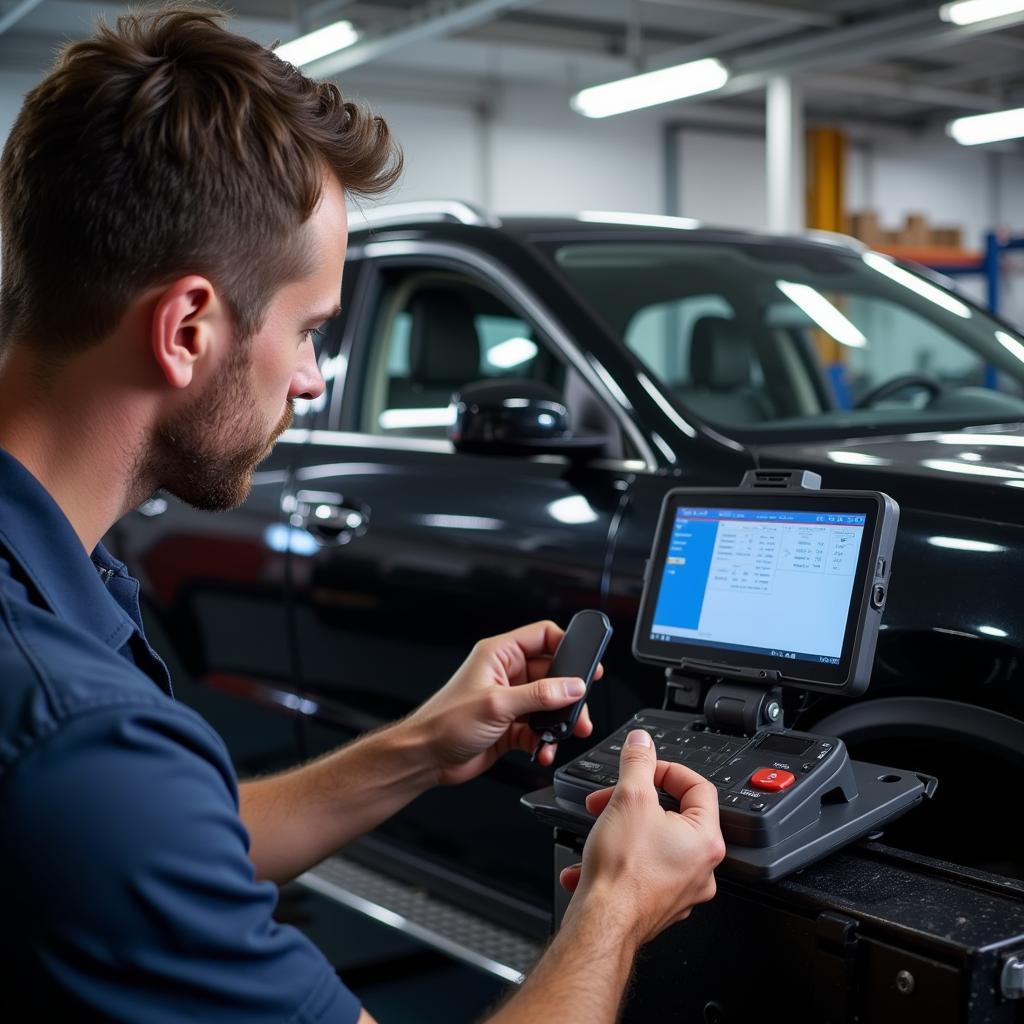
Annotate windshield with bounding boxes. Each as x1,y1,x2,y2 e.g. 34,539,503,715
545,239,1024,436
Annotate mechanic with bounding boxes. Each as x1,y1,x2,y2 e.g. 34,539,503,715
0,7,725,1022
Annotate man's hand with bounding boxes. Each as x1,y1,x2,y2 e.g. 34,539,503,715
559,728,725,946
404,620,601,787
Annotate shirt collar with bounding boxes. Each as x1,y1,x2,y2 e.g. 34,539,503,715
0,447,136,651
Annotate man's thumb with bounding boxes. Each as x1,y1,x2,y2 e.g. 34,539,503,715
504,676,586,721
616,728,656,787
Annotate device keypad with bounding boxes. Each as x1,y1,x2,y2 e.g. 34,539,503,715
563,712,839,817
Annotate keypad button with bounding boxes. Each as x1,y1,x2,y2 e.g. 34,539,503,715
750,767,796,792
750,801,768,813
801,762,815,772
699,734,727,751
565,766,604,783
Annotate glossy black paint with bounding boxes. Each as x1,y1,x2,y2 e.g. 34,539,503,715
108,215,1024,921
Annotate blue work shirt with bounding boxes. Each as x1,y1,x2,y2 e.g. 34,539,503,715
0,447,361,1023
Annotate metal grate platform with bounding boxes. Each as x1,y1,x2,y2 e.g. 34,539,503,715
297,854,544,984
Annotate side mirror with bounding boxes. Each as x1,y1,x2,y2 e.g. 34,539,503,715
450,379,607,458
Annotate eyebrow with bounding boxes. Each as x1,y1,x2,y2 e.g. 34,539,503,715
310,303,343,324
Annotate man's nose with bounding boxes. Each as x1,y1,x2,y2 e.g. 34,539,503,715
289,342,326,402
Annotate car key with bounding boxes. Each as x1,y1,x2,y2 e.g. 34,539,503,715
529,610,612,758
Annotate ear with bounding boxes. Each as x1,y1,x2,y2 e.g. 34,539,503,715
150,276,224,390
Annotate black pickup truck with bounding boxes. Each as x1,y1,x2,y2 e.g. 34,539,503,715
105,204,1024,962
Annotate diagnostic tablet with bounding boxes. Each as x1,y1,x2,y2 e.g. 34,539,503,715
632,487,898,696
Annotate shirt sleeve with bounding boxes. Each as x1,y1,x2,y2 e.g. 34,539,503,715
0,699,362,1024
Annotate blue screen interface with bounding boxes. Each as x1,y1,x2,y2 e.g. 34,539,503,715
650,507,867,665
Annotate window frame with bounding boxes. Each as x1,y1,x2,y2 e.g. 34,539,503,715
336,241,655,467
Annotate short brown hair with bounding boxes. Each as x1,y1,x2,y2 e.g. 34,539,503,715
0,3,401,354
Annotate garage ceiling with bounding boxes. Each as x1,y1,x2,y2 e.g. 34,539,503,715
3,0,1024,133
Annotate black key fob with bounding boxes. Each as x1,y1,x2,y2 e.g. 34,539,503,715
529,610,612,745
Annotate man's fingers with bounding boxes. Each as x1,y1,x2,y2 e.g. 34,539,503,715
584,785,615,816
572,702,593,738
559,863,583,893
495,621,564,662
610,729,656,806
654,761,721,819
498,675,586,721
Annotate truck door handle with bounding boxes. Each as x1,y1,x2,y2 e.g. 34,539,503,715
283,490,370,546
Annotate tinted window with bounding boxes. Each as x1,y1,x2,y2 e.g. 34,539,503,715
547,240,1024,434
359,271,566,439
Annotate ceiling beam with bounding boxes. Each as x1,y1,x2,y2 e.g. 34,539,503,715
652,19,804,68
305,0,538,77
671,6,1024,106
805,72,1004,112
640,0,837,28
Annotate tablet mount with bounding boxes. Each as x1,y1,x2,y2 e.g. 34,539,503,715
523,469,937,882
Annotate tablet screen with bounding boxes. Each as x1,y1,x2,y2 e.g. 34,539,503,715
649,506,866,666
633,487,894,693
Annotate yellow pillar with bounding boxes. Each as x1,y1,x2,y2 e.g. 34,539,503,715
806,127,846,234
805,128,848,368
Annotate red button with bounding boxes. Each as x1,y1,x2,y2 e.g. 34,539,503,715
750,767,796,792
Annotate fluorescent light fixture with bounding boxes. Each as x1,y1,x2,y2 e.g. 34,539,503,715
939,0,1024,25
862,253,972,318
928,535,1006,553
948,106,1024,146
571,58,729,118
378,406,456,430
776,281,866,348
578,211,701,230
274,20,358,67
486,337,537,369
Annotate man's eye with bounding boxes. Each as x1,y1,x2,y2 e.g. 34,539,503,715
302,327,325,345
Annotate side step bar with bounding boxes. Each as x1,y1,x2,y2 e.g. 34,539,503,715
297,854,544,984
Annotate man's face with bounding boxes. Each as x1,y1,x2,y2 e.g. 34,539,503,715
146,177,345,510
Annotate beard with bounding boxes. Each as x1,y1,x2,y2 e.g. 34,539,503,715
141,347,293,512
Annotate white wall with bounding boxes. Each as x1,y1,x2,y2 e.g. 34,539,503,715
677,130,768,230
0,73,37,145
363,82,667,216
353,98,483,208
